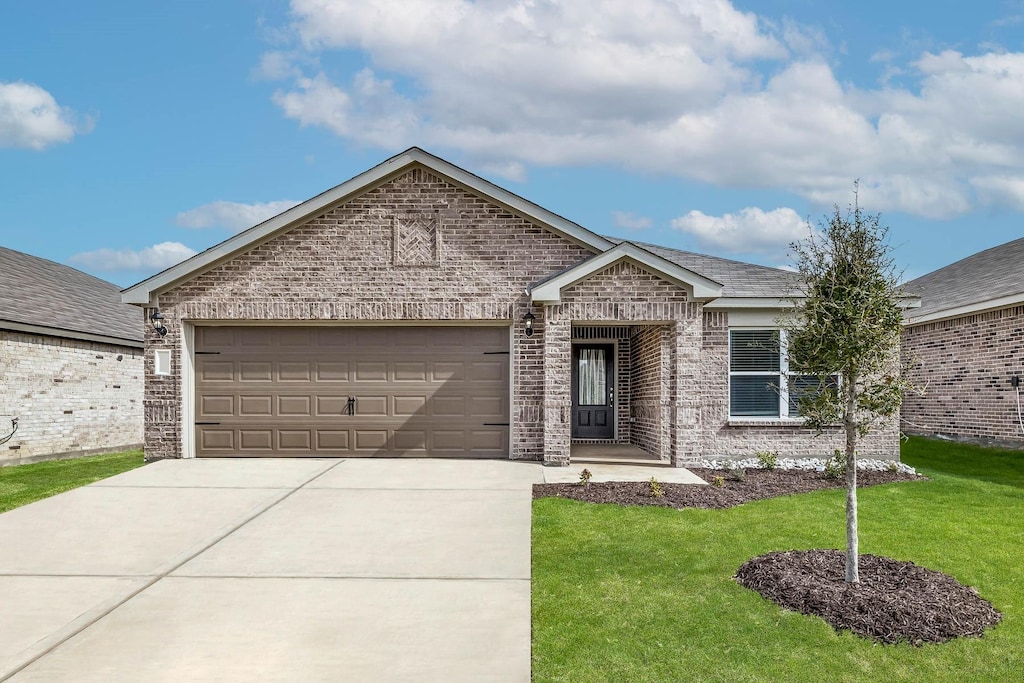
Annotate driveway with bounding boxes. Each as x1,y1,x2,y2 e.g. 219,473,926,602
0,458,543,682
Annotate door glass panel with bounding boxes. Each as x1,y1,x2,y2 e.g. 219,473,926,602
578,348,606,406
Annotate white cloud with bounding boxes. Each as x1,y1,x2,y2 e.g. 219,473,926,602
0,81,89,150
671,207,809,255
612,211,652,230
265,1,1024,219
69,242,197,272
175,199,300,232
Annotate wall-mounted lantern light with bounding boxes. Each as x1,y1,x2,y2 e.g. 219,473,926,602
150,310,168,336
523,311,536,337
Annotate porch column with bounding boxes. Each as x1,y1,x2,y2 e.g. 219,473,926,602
672,310,703,465
543,317,571,466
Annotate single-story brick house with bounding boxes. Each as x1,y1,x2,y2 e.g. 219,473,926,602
0,246,144,465
123,148,898,465
902,237,1024,446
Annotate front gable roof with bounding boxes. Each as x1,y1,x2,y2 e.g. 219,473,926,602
529,242,724,304
122,147,615,305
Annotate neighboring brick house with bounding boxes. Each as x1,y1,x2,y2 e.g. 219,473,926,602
122,148,898,465
0,247,144,465
902,237,1024,446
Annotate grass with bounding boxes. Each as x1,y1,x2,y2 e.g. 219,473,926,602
532,436,1024,682
0,450,145,513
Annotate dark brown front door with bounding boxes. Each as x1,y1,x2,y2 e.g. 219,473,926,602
571,344,614,439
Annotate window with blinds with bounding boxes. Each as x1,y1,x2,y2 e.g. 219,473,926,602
729,330,781,417
729,329,839,419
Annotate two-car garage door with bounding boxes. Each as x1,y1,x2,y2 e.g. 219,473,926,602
194,326,509,458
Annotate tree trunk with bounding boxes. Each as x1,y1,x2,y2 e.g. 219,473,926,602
844,372,859,583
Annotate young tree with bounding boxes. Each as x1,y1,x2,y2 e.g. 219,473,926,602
783,191,908,583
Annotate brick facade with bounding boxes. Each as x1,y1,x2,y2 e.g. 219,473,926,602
902,305,1024,445
699,312,897,459
144,166,899,464
0,330,143,464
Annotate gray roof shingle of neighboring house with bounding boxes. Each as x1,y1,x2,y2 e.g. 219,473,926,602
0,246,143,345
605,238,802,298
903,237,1024,322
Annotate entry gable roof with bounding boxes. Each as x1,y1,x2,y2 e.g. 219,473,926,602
529,242,724,304
122,147,615,305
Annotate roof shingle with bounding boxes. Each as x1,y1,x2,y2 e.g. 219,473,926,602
0,246,143,344
904,237,1024,320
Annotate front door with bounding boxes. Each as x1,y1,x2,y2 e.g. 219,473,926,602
571,344,614,439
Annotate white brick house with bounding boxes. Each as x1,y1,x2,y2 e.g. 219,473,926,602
0,247,144,465
122,149,898,465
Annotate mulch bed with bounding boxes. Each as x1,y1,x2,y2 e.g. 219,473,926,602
532,467,924,509
735,550,1003,645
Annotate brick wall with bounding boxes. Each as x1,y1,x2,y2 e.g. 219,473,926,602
902,305,1024,444
148,167,594,460
0,330,143,464
629,325,665,458
698,311,898,460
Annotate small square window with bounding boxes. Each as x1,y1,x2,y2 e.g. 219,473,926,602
154,349,171,376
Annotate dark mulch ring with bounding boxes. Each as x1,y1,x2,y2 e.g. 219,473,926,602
736,549,1002,645
532,467,925,509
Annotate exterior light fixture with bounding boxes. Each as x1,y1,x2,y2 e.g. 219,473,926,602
150,310,168,336
523,311,536,337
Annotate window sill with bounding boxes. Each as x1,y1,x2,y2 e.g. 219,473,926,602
727,418,807,427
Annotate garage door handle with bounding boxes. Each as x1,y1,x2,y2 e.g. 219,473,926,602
345,397,356,415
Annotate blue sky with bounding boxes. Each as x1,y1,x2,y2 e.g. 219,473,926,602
1,1,1022,287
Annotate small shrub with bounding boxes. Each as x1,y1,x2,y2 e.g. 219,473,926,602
712,475,725,488
823,451,846,480
578,468,593,486
649,477,665,498
727,467,746,482
755,450,779,470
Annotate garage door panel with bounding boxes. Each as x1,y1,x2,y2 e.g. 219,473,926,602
393,430,427,450
432,396,466,417
278,395,312,416
198,360,234,382
199,429,235,451
355,396,388,417
354,362,388,381
239,395,273,416
199,395,234,417
239,362,272,382
471,396,506,418
279,430,312,450
316,430,349,450
432,362,465,381
354,431,389,450
316,362,349,381
393,395,427,416
195,326,509,457
279,362,312,381
316,396,348,416
394,362,428,381
239,430,273,450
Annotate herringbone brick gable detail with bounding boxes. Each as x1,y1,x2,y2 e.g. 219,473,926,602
394,212,439,266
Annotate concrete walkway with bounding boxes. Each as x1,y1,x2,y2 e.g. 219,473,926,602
0,459,543,682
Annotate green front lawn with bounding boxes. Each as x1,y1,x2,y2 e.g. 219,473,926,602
532,436,1024,682
0,450,145,513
